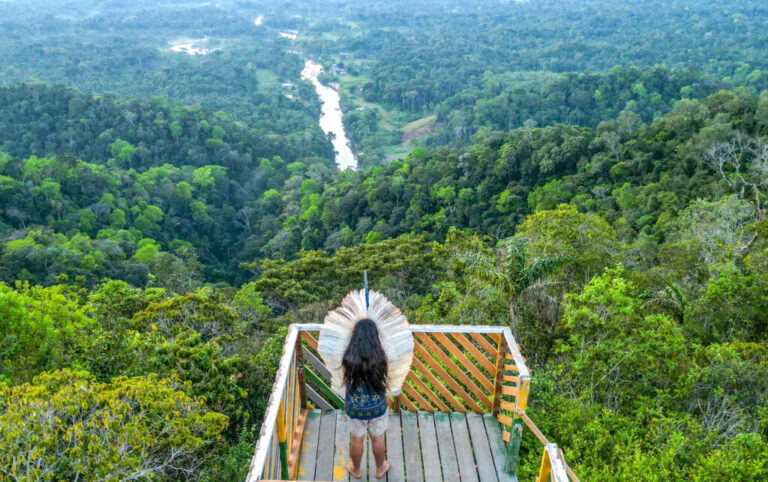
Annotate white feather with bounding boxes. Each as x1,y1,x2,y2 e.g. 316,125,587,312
317,290,414,397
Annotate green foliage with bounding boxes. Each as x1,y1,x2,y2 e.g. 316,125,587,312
0,282,90,384
0,369,228,480
515,204,617,284
557,268,687,410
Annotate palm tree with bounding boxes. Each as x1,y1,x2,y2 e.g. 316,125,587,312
466,237,571,349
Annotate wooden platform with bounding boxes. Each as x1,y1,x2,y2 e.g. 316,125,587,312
297,410,517,482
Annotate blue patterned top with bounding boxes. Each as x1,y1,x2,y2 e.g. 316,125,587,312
344,383,388,420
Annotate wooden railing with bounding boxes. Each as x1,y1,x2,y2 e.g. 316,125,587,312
247,323,577,481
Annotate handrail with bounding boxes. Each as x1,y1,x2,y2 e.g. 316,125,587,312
515,406,579,482
247,325,302,482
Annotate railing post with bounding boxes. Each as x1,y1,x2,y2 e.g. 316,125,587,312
537,444,552,482
276,401,289,480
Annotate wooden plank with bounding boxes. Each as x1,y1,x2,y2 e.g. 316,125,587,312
503,375,520,384
359,437,370,482
515,407,548,446
288,409,309,479
401,412,424,482
466,413,499,482
486,333,501,343
501,327,531,379
315,410,338,481
304,368,344,408
483,414,516,482
500,401,516,413
502,431,510,443
333,410,350,482
433,412,459,482
414,343,480,412
367,432,376,481
450,412,479,482
501,386,518,397
415,333,491,412
296,338,307,410
450,332,496,374
504,364,518,373
386,413,405,482
497,414,513,427
470,332,498,359
402,378,436,411
418,412,442,482
409,325,505,335
407,371,451,412
300,330,319,350
410,355,466,412
303,346,332,381
434,332,495,393
297,409,322,480
307,385,334,410
491,335,507,416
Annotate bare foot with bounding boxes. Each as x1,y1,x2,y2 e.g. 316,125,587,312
375,460,391,479
346,461,362,479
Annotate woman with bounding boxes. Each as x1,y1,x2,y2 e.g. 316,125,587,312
342,318,391,479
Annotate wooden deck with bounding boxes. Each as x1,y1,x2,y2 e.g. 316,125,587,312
297,409,517,482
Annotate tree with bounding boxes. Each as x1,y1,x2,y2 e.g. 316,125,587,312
0,369,228,480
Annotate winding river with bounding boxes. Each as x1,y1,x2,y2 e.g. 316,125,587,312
301,60,357,170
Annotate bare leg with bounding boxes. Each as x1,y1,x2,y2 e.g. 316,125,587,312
347,434,364,479
370,434,390,478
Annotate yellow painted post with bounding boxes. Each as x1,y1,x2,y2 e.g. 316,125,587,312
277,401,289,480
536,446,552,482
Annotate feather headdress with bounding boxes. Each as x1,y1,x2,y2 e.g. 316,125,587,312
317,286,413,398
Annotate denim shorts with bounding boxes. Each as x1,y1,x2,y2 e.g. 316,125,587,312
346,408,390,438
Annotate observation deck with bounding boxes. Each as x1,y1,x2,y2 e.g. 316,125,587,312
247,324,578,482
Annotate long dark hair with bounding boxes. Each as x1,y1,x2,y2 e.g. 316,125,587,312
342,319,388,396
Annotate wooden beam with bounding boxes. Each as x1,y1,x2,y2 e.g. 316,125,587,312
497,413,513,427
300,330,319,350
514,406,548,446
306,385,333,410
398,391,419,411
501,327,530,379
501,386,518,397
302,346,331,381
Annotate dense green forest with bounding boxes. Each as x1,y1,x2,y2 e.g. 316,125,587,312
2,0,768,480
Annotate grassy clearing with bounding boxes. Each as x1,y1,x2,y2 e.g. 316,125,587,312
402,115,437,133
256,69,279,92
